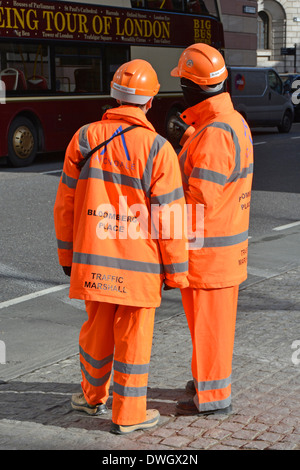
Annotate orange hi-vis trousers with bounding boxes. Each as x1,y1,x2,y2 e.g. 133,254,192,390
79,301,155,425
181,286,239,412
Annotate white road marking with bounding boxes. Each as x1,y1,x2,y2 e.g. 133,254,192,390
0,284,69,310
41,169,63,175
273,221,300,231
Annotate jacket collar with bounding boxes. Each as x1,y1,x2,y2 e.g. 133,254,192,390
181,93,234,128
102,105,156,132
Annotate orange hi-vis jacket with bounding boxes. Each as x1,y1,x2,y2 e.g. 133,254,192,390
178,92,254,288
54,105,189,307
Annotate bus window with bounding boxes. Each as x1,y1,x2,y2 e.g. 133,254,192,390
104,45,130,92
0,43,50,91
131,0,217,15
0,0,224,167
54,45,102,93
187,1,209,14
186,1,218,16
131,1,184,11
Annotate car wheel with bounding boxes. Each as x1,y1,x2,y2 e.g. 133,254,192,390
278,110,293,133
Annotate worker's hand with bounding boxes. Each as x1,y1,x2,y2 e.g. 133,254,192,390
62,266,72,277
163,283,176,291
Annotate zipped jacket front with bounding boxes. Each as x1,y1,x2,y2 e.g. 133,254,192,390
54,105,189,307
179,93,254,288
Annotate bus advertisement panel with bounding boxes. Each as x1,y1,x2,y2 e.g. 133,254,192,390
0,0,224,166
1,1,223,48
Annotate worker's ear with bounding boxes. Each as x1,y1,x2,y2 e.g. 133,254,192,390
146,97,153,110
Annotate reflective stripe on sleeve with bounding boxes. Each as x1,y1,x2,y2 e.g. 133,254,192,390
78,124,92,157
164,260,188,274
209,122,241,183
179,149,189,185
142,134,167,195
180,121,248,184
240,163,254,178
61,171,77,189
191,167,227,186
151,186,184,204
57,239,73,250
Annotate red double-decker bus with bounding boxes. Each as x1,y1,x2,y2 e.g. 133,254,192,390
0,0,224,167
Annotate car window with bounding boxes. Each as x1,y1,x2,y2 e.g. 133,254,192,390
268,71,282,94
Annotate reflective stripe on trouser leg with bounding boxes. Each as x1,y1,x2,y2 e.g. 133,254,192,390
112,305,155,426
79,301,115,406
181,286,239,412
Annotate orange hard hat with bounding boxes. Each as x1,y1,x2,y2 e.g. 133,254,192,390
171,43,228,86
111,59,160,105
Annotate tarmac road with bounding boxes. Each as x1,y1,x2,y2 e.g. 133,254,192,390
0,125,299,451
0,200,299,451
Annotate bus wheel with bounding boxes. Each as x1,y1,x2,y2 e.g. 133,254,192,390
166,108,184,148
8,117,38,167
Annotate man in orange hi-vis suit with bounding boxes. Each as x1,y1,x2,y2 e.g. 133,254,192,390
170,44,254,416
53,59,189,434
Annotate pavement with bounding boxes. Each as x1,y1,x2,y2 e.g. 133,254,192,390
0,228,300,452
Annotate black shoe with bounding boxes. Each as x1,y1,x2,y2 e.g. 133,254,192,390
71,392,108,416
176,398,232,416
185,380,196,395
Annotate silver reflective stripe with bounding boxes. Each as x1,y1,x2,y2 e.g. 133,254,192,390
61,171,77,189
80,167,144,190
207,122,241,183
191,167,227,186
113,381,147,397
164,260,188,274
202,230,248,248
193,375,232,412
57,239,73,250
73,252,164,274
80,346,113,370
142,134,167,195
114,360,149,375
195,375,231,392
179,149,189,185
195,395,232,412
79,132,167,194
78,124,92,157
151,186,184,205
190,164,253,185
240,162,254,178
80,362,111,387
180,121,244,184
